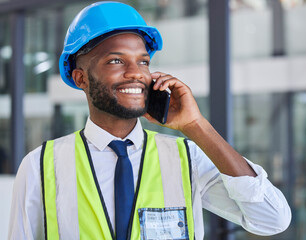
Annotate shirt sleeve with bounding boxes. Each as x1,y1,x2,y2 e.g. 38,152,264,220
187,140,291,236
8,147,44,240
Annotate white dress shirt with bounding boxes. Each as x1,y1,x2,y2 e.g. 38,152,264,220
8,118,291,239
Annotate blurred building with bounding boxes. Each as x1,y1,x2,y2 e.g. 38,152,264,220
0,0,305,239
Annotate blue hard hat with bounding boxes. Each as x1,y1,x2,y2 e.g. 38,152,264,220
59,1,163,89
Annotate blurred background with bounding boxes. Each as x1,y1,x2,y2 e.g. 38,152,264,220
0,0,305,239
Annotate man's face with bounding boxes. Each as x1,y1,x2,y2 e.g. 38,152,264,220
84,33,152,119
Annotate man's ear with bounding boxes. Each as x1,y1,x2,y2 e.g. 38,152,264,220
72,68,88,89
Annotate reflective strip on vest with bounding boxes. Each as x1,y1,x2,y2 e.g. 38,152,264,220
41,129,194,239
41,140,59,240
155,133,186,207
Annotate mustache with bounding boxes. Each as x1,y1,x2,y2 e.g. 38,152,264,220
112,79,149,90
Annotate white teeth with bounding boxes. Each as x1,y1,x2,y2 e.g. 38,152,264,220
119,88,142,94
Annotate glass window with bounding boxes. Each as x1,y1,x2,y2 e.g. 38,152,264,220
0,15,11,173
0,16,10,94
136,0,185,21
285,4,306,55
63,1,93,32
232,92,306,239
293,92,306,240
230,1,306,238
231,0,273,60
24,9,57,93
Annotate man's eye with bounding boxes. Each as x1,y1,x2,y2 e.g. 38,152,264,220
140,60,150,66
109,59,122,64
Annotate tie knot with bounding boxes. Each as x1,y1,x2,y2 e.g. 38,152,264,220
108,140,132,157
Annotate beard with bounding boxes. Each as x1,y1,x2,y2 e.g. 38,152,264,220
88,70,148,119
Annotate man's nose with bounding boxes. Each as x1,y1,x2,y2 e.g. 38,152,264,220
123,63,144,80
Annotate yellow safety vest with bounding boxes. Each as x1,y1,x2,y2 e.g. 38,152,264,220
41,129,194,239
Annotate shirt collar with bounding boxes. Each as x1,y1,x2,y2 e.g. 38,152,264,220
83,117,144,151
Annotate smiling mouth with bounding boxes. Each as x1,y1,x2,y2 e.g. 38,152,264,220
118,88,143,94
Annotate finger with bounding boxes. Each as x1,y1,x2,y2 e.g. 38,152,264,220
154,76,185,93
152,75,178,90
154,75,175,90
151,72,185,92
151,72,172,89
151,71,165,79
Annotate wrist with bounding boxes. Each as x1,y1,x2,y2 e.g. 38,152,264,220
181,116,211,139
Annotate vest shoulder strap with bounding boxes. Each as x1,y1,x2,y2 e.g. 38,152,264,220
41,132,81,240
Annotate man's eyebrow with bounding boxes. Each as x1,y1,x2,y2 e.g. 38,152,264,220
108,52,124,56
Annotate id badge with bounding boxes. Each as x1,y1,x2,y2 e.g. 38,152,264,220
138,207,189,240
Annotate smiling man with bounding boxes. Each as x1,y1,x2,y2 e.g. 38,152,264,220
9,2,291,240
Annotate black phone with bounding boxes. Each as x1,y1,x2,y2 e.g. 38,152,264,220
147,80,171,124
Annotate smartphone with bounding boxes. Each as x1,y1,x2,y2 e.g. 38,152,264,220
147,80,171,124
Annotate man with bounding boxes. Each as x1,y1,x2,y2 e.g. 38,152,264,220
9,2,291,239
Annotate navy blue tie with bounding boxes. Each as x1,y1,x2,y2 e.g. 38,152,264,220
108,140,134,240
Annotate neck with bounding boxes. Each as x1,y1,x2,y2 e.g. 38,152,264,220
90,110,138,139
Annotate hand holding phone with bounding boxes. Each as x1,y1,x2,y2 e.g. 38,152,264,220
147,80,171,124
